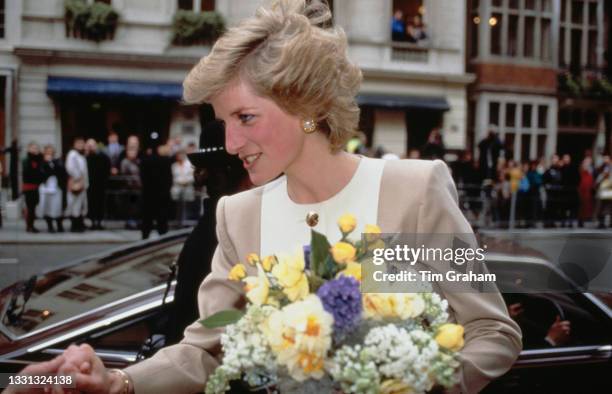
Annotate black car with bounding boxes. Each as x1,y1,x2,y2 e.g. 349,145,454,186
1,232,610,393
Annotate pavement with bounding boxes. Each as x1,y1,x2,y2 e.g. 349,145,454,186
0,217,143,244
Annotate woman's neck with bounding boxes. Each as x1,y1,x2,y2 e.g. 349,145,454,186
285,135,360,204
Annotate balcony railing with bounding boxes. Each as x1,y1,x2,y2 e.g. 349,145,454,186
390,40,430,62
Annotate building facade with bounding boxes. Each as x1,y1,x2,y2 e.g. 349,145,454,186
0,0,471,172
467,0,611,164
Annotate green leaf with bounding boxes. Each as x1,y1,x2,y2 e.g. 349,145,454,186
310,230,331,277
199,309,244,328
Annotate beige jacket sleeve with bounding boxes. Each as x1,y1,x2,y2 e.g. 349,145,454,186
125,196,244,394
418,160,522,394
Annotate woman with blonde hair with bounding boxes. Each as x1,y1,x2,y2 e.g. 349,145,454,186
7,1,521,393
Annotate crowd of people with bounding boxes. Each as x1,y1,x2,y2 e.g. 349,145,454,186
17,130,202,238
452,133,612,229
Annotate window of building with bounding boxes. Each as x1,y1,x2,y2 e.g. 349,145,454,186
487,0,553,62
391,0,426,43
559,0,603,70
178,0,215,12
480,96,554,162
0,0,5,39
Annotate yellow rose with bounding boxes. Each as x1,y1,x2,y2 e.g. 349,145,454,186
337,261,362,282
330,242,357,264
246,253,260,266
380,379,413,394
367,238,386,252
364,224,381,243
228,263,247,281
262,255,278,271
338,213,357,234
435,323,465,351
243,265,270,306
362,293,425,320
271,252,310,301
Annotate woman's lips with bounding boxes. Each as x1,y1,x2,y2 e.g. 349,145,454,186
242,153,261,169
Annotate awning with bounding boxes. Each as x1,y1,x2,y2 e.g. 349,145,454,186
357,93,450,111
46,76,183,101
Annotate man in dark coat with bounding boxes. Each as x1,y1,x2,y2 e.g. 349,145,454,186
166,121,251,344
543,154,564,227
85,139,111,230
560,153,580,227
478,130,504,181
140,132,173,240
21,142,43,232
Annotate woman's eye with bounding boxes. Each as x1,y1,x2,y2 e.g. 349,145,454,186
239,114,254,123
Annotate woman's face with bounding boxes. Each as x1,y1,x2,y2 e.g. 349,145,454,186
210,80,304,186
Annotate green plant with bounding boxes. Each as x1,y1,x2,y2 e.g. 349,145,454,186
64,0,119,42
171,10,226,46
591,77,612,98
558,72,582,96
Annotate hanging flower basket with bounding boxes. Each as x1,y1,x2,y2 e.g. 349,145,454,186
64,0,119,42
171,10,226,46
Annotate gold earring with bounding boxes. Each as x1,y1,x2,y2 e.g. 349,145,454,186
302,119,317,134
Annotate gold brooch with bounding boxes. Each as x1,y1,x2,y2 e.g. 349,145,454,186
306,211,319,227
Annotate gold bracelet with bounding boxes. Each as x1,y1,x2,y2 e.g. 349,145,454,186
108,368,131,394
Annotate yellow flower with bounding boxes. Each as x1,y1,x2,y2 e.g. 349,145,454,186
228,263,247,281
380,379,413,394
362,293,425,320
338,213,357,234
337,261,362,282
435,323,465,351
364,224,382,243
367,238,386,252
264,295,333,381
246,253,260,266
261,255,278,272
271,252,310,301
243,265,270,306
330,242,357,264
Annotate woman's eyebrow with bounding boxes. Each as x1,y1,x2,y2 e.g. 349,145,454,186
230,107,257,116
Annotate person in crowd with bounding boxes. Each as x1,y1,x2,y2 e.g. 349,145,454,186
1,139,20,200
391,9,405,41
577,156,595,227
526,160,543,227
516,162,531,228
543,154,564,227
103,130,124,176
21,142,43,233
139,133,172,239
406,14,427,43
185,141,197,155
120,146,141,230
478,129,504,181
171,149,195,226
167,120,252,344
10,2,521,393
85,139,111,230
493,171,512,228
421,127,445,160
560,153,580,227
37,145,66,233
594,155,612,228
65,137,89,232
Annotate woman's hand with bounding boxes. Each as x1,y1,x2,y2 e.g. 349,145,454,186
57,344,117,394
2,356,65,394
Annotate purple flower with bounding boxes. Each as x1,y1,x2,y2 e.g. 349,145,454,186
316,276,362,336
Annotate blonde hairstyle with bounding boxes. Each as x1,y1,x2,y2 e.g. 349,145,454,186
183,0,362,152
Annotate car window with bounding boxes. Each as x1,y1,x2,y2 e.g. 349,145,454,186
0,241,183,338
487,259,611,349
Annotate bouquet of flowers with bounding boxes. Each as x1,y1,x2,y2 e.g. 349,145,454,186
202,214,465,394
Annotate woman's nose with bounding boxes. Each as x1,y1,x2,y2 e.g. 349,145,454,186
224,125,246,155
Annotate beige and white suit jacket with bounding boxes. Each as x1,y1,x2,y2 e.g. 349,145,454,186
125,159,522,394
